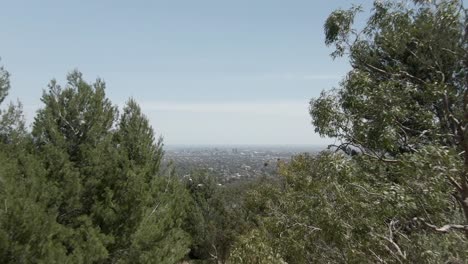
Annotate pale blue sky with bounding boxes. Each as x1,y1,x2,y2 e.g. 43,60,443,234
1,0,374,145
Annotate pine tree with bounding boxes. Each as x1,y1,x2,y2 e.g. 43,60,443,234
32,71,119,261
29,72,191,263
0,64,73,263
111,99,190,263
0,60,10,105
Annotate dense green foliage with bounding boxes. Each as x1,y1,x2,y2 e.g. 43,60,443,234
183,171,253,263
230,150,467,263
312,0,468,235
229,0,468,263
0,71,191,263
0,61,9,105
0,0,467,263
313,0,466,154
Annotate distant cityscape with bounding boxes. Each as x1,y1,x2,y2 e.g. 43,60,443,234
163,145,325,183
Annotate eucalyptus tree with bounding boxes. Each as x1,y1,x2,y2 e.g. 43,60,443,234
231,1,468,263
311,0,468,230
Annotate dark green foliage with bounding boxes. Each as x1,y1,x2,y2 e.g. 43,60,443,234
324,5,362,58
33,71,117,163
0,69,191,263
231,0,468,263
184,171,253,263
311,0,468,236
0,142,68,263
2,1,467,262
0,60,10,105
231,150,468,263
31,71,118,261
122,175,191,264
115,98,163,171
312,0,466,154
0,101,27,144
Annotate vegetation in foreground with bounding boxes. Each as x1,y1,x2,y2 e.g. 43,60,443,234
0,0,467,263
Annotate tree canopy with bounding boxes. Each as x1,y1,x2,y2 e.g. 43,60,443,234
1,0,468,263
0,70,192,263
312,0,468,227
0,60,9,105
231,0,468,263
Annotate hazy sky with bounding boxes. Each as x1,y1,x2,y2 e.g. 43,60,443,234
0,0,375,145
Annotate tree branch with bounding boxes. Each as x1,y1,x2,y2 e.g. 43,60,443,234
414,217,468,233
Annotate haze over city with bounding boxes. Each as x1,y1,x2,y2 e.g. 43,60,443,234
0,0,375,145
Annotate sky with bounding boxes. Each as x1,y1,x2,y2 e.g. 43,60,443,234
0,0,375,145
